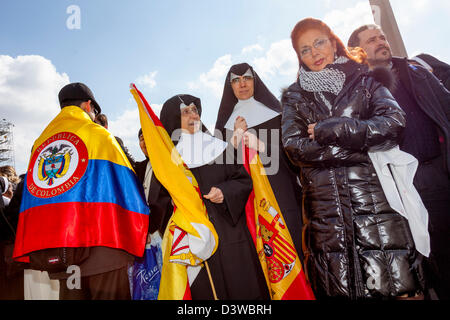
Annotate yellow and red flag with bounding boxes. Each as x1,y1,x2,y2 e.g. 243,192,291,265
130,84,218,300
243,146,315,300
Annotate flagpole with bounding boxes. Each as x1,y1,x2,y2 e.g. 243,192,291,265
369,0,408,57
204,261,219,300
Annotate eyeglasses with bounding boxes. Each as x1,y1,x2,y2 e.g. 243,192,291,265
230,75,253,85
181,105,199,116
299,38,330,58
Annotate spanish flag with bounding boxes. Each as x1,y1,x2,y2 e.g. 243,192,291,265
13,106,149,262
243,146,315,300
130,84,218,300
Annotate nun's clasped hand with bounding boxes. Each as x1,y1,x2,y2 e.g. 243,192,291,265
203,187,224,204
234,116,248,132
243,131,266,153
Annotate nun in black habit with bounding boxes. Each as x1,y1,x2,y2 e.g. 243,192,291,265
215,63,304,259
158,94,269,300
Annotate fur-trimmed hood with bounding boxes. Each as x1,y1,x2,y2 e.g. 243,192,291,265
368,66,397,92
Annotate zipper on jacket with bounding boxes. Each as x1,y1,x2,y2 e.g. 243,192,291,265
332,68,365,111
330,168,359,299
352,241,365,298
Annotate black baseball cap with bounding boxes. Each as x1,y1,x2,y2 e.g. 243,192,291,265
58,82,101,115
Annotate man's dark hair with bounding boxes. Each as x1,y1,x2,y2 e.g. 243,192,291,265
348,24,381,48
60,99,88,109
95,114,108,128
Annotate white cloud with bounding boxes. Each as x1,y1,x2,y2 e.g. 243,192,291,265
392,0,450,27
108,103,163,163
410,0,431,10
135,71,158,90
189,40,297,101
251,39,298,79
241,44,264,55
188,54,233,98
441,0,450,13
0,55,70,174
322,1,375,45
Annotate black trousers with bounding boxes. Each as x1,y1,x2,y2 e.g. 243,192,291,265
414,156,450,300
59,266,130,300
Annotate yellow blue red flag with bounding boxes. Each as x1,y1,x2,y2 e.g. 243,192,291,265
13,106,149,262
130,84,218,300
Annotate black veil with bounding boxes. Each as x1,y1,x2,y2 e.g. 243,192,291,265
215,63,281,132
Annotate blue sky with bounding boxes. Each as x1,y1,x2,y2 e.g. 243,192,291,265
1,0,449,173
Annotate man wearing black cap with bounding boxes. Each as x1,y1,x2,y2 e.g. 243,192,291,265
58,82,102,121
28,82,137,300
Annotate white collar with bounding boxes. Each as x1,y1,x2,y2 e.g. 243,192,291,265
224,96,280,130
176,131,228,169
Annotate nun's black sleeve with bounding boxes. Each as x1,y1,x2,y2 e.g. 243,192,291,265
215,163,252,227
211,144,252,226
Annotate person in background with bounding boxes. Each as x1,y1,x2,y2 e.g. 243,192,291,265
94,113,136,167
0,166,21,205
411,54,450,91
134,128,172,237
0,170,25,299
1,176,13,206
348,24,450,300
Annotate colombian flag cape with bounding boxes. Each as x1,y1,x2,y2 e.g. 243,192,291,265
130,84,218,300
243,146,315,300
13,106,149,262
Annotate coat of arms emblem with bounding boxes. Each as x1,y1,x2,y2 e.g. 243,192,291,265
258,198,296,283
37,144,73,186
27,132,88,198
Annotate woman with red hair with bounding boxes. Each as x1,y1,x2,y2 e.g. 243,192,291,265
281,18,424,300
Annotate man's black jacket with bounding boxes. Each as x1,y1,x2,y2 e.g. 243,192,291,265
393,57,450,174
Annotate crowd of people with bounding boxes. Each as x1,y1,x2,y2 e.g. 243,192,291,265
1,18,449,301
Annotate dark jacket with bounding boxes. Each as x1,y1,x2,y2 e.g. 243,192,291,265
115,136,136,168
281,64,423,299
134,159,172,235
0,176,26,242
392,57,450,174
0,178,9,241
1,178,27,300
415,54,450,91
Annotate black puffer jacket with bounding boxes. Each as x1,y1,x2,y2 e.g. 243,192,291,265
281,64,424,299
